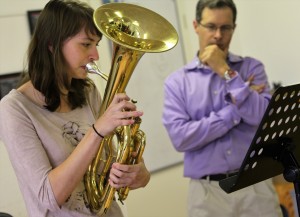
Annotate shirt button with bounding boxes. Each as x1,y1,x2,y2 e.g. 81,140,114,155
227,150,232,155
233,120,239,125
214,90,218,95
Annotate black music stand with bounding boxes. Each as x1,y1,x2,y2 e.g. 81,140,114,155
219,83,300,216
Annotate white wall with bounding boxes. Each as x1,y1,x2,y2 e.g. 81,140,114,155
0,0,48,74
125,164,189,217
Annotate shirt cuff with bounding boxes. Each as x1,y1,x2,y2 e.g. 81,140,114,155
218,104,241,129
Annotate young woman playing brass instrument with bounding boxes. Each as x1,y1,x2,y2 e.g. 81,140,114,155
0,0,150,216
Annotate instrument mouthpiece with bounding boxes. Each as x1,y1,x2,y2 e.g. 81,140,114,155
85,62,109,81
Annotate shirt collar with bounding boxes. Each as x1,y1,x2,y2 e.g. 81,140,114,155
184,51,243,72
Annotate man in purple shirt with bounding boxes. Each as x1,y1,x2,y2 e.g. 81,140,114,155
162,0,282,216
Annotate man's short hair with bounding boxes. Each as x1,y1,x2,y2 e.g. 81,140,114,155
195,0,237,24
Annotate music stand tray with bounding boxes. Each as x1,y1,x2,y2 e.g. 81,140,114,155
219,83,300,215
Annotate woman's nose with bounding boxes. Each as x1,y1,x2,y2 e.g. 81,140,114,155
90,46,99,61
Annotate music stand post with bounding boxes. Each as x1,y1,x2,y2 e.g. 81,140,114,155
219,84,300,216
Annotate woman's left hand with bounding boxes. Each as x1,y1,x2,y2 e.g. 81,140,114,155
108,159,150,190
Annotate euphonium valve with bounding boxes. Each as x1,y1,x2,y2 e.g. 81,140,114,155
84,2,178,214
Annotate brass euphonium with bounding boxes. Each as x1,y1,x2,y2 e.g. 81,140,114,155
84,3,178,214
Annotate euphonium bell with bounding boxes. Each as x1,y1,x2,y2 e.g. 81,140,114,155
84,2,178,214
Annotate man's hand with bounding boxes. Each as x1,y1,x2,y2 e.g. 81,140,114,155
247,74,265,93
199,44,229,77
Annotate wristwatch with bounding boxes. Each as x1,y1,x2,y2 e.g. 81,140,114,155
224,69,236,80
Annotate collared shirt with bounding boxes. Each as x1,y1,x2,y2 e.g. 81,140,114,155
162,52,271,179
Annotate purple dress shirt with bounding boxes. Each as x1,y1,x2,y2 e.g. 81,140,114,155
162,53,272,179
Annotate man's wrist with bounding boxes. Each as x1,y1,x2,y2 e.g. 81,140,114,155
223,69,236,80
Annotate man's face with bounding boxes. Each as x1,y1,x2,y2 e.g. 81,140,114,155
193,7,235,56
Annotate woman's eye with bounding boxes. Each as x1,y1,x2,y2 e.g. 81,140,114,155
82,43,90,47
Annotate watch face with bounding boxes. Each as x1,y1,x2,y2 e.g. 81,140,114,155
224,70,236,80
224,70,231,80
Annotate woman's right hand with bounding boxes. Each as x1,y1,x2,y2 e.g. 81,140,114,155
93,93,143,137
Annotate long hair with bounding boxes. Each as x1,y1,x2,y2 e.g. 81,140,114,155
22,0,102,111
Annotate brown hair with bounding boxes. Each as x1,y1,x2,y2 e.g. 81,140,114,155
195,0,237,24
23,0,102,111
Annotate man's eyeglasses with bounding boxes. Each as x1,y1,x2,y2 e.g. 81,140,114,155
199,23,234,34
